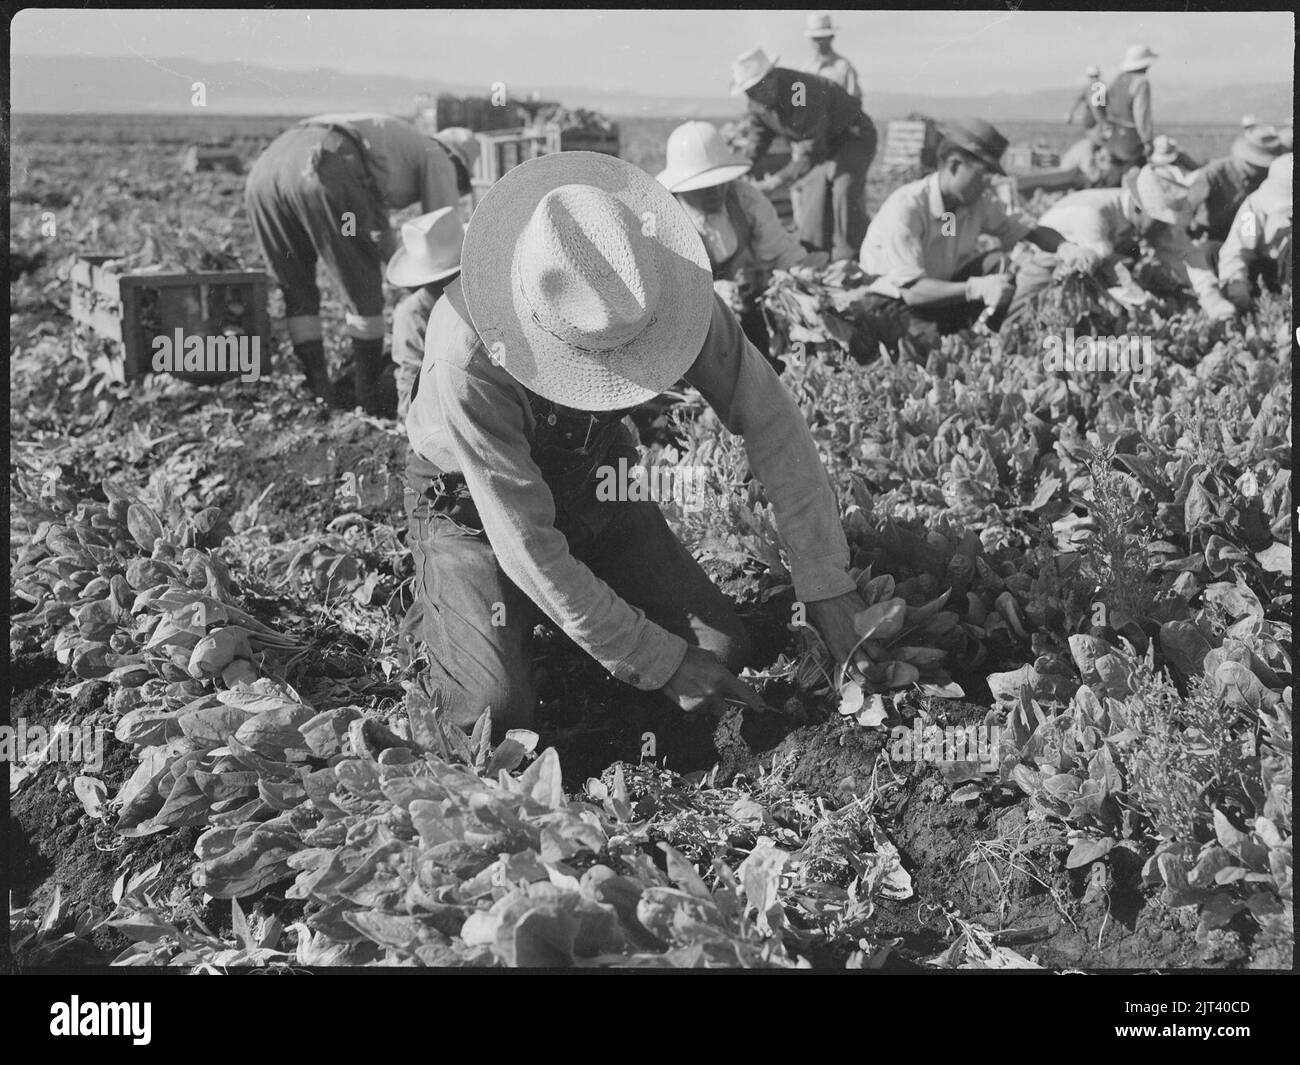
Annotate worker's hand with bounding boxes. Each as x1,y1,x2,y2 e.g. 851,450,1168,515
1203,291,1239,323
660,645,767,717
965,273,1015,309
1056,242,1102,275
713,279,746,313
1223,278,1253,314
805,590,874,682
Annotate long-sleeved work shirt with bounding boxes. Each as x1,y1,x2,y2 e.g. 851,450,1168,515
1037,188,1223,310
1195,155,1267,243
740,68,870,186
1218,190,1293,285
859,172,1038,296
801,50,861,103
391,284,445,421
406,279,855,690
301,113,461,213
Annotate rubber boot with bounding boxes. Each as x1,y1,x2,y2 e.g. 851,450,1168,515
351,336,397,418
293,340,333,402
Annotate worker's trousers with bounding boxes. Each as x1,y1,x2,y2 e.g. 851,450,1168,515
792,131,874,261
245,125,395,322
398,462,750,734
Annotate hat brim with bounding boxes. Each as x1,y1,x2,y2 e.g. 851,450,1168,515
658,162,753,193
461,151,714,412
1121,57,1156,72
937,126,1006,176
1232,137,1278,170
730,55,778,95
804,28,836,37
1125,168,1184,226
386,247,463,288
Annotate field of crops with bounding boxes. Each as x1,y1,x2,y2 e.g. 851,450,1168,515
8,113,1292,970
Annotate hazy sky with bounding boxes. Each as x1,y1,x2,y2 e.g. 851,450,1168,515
12,9,1294,97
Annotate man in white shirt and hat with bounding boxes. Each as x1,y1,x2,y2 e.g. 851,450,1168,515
658,120,824,359
731,47,877,262
801,13,861,104
1219,153,1292,312
245,114,479,416
1010,163,1238,322
1066,64,1107,132
1105,44,1159,169
387,207,465,421
400,151,875,733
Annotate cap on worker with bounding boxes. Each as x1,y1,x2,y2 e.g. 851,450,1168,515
432,127,481,176
1254,152,1293,216
1121,44,1158,72
937,117,1010,176
460,151,713,412
386,207,465,288
730,48,779,95
1085,64,1101,78
804,12,838,38
657,122,752,193
1124,164,1193,225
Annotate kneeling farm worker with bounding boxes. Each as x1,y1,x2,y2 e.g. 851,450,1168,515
400,151,873,733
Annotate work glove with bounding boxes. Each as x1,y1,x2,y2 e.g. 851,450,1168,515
1056,242,1102,275
1201,290,1239,323
965,273,1015,309
1223,278,1253,314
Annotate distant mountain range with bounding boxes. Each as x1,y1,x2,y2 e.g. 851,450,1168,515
10,54,1293,125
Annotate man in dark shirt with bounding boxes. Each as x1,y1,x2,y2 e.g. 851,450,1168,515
731,47,877,261
1192,131,1282,245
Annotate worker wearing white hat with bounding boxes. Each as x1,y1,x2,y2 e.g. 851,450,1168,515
730,47,877,261
1219,153,1292,311
800,13,861,104
401,151,874,731
246,113,480,415
657,121,823,357
1066,63,1107,134
1105,45,1159,167
1011,163,1238,321
1190,125,1284,245
387,207,465,421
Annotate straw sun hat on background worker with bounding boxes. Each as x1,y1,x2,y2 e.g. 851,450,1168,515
657,120,825,358
400,150,873,731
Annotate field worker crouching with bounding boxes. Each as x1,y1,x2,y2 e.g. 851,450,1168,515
245,113,479,415
1011,164,1238,321
657,121,826,360
399,152,875,734
857,117,1091,350
1190,126,1284,250
1219,153,1292,313
800,13,861,104
386,207,464,422
731,47,878,262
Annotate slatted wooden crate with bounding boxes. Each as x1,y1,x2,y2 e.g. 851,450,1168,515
412,93,528,135
179,145,243,174
881,119,940,172
70,255,270,383
558,128,621,157
470,126,564,198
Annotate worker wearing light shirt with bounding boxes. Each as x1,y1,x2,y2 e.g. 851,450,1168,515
801,13,862,103
1012,164,1238,321
1219,153,1292,312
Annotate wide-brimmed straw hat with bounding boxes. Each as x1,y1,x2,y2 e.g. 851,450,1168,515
1124,164,1192,225
731,48,779,95
936,116,1009,176
386,207,464,287
657,122,752,193
1254,153,1293,216
804,13,838,38
460,151,713,412
1121,44,1158,72
431,127,481,176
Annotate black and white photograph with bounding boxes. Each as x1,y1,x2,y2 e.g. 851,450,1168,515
5,6,1295,991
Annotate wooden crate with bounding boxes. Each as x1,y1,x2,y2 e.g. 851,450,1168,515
558,128,621,157
470,126,564,198
1003,146,1036,175
70,255,270,383
881,119,940,172
413,93,528,135
179,145,243,174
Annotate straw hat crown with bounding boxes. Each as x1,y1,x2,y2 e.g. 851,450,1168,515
432,126,481,174
805,13,837,37
386,206,464,287
1121,44,1158,72
731,48,779,95
657,122,752,192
